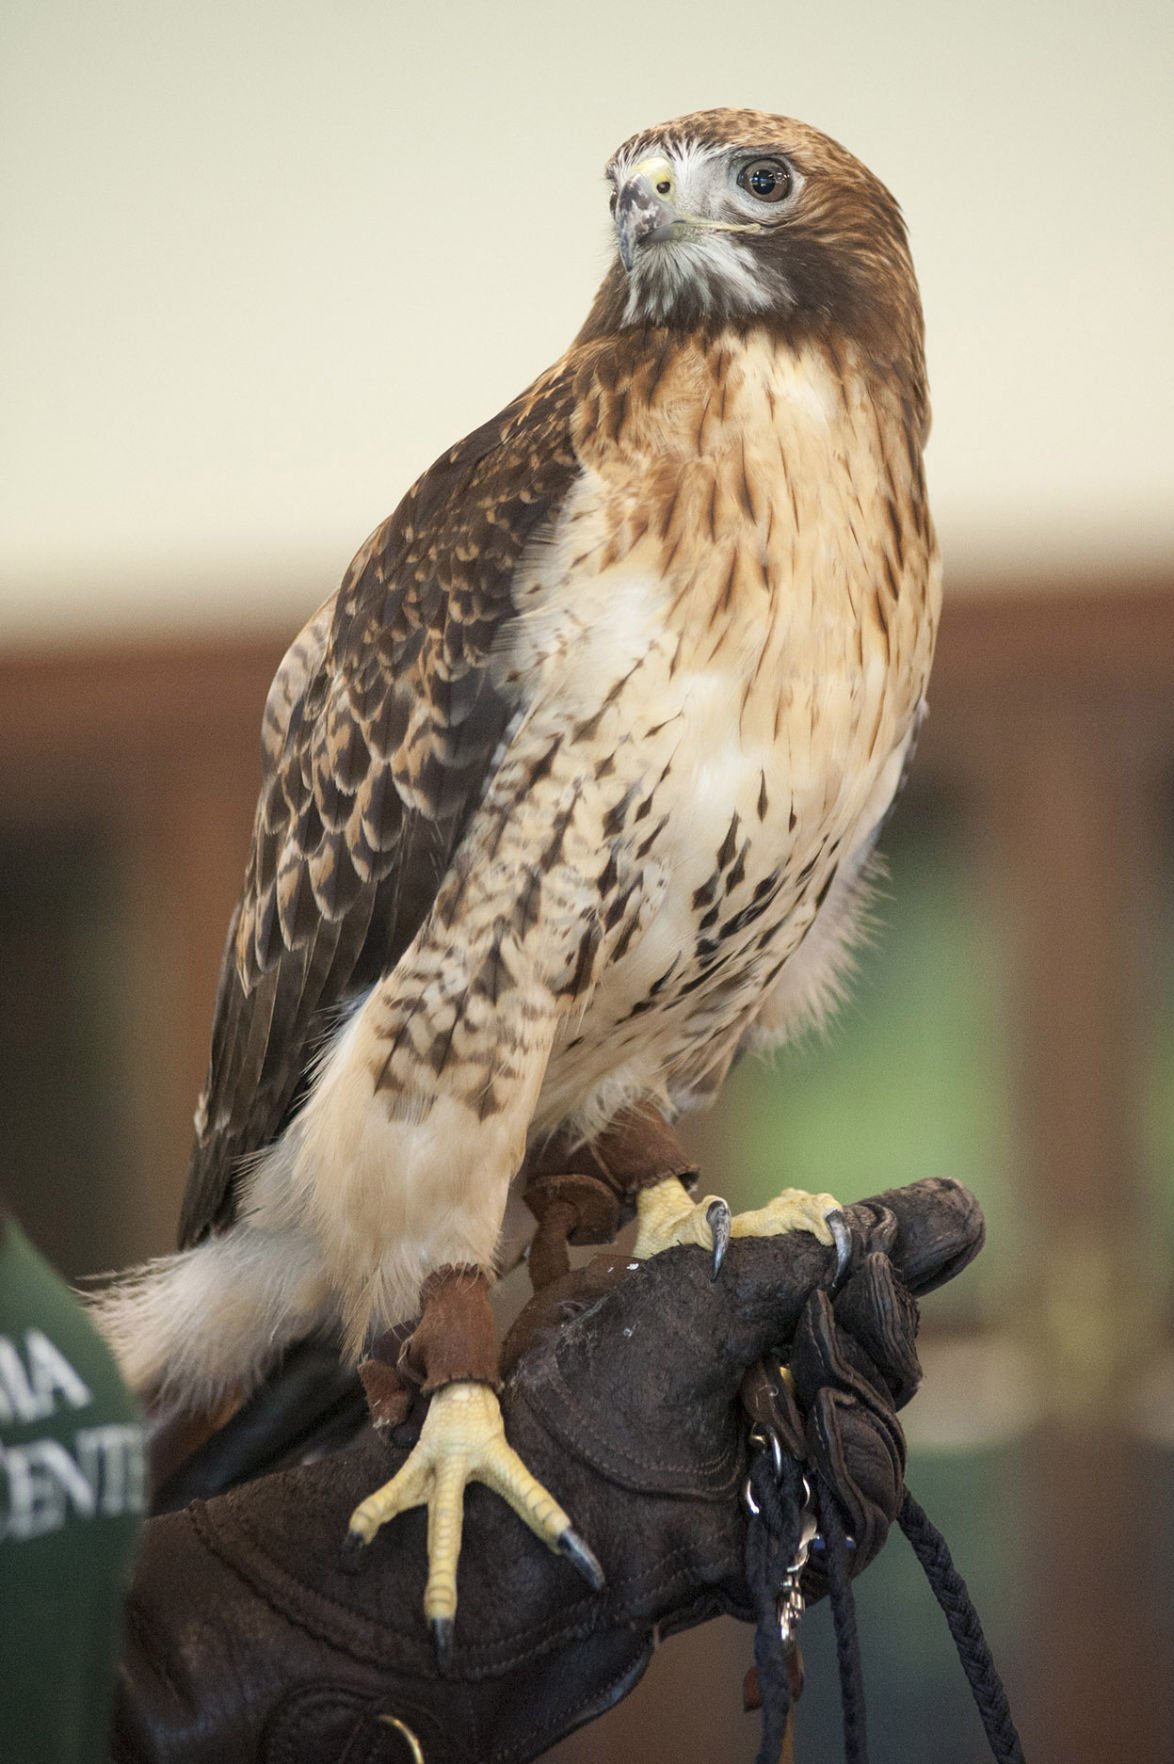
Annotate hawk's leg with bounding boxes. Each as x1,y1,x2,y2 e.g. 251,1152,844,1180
348,1265,602,1662
523,1103,698,1290
530,1104,850,1278
523,1106,729,1275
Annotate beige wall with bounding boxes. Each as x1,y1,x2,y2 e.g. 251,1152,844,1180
1,0,1171,645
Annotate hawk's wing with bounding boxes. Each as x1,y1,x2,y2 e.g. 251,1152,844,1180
178,363,582,1248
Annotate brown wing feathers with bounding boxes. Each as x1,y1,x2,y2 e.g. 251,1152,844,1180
178,370,581,1248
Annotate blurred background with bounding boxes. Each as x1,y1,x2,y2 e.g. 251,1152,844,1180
2,2,1172,1758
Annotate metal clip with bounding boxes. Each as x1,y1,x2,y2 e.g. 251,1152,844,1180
742,1418,818,1649
748,1422,785,1480
776,1476,817,1648
743,1419,785,1516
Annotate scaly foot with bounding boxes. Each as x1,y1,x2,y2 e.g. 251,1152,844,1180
347,1379,603,1662
632,1177,734,1274
731,1185,851,1281
633,1177,850,1280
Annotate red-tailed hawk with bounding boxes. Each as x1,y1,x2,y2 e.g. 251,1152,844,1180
95,108,939,1651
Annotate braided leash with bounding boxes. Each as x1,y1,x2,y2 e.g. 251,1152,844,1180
898,1491,1026,1764
743,1430,1025,1762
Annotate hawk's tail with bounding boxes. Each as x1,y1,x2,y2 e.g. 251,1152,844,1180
86,1223,333,1421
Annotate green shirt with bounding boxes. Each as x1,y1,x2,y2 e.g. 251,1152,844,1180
0,1219,145,1764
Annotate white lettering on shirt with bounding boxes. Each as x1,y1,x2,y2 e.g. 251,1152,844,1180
0,1331,93,1423
0,1327,144,1543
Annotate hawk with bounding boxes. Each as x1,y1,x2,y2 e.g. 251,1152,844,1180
95,108,939,1650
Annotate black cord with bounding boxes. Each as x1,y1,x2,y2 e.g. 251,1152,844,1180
744,1449,803,1764
898,1489,1027,1764
746,1473,1026,1763
819,1487,869,1764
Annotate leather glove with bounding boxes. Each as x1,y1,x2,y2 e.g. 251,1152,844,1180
110,1177,983,1764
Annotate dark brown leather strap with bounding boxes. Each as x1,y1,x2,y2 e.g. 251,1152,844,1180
358,1265,500,1429
525,1104,699,1204
407,1264,500,1394
524,1173,620,1289
521,1105,700,1290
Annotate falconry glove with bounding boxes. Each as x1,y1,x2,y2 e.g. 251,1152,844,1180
110,1177,990,1764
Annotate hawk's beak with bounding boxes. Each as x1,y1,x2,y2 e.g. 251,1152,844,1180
615,173,681,273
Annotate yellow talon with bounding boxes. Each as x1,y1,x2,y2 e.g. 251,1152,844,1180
633,1177,846,1281
347,1380,602,1642
632,1176,727,1258
730,1186,842,1246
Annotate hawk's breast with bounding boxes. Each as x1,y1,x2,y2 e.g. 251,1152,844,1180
500,327,939,1134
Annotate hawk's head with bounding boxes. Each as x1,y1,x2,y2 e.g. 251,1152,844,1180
579,108,923,378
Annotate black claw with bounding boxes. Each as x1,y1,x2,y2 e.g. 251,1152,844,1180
827,1209,852,1286
342,1527,366,1557
707,1197,732,1280
431,1616,455,1671
559,1527,606,1592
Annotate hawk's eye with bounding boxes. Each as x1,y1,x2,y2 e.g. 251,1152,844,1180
737,158,793,203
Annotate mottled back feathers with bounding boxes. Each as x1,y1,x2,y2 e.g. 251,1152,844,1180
180,371,582,1245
